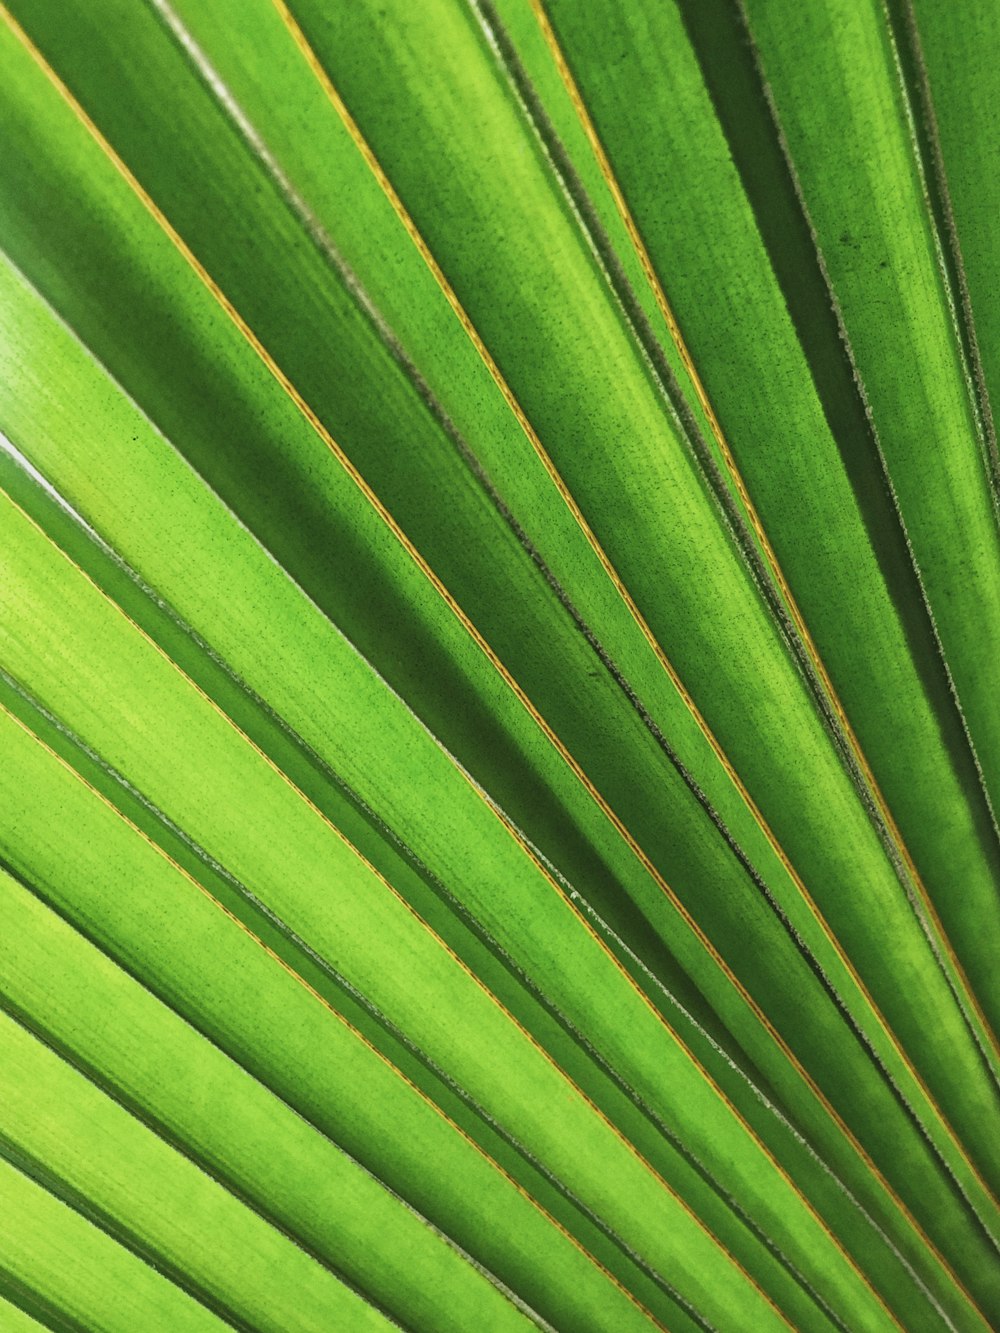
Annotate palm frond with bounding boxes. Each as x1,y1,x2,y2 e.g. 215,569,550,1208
1,1,998,1329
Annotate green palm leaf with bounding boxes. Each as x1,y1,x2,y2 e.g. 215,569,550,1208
1,1,998,1328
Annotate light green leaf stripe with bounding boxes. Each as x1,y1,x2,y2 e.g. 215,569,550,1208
0,868,541,1333
0,1156,227,1333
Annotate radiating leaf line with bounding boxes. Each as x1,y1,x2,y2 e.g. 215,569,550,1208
683,0,1000,1195
0,681,581,1331
710,0,1000,906
0,265,922,1327
146,0,508,488
0,510,757,1330
882,0,1000,529
0,442,957,1330
245,21,1000,1283
0,703,670,1333
254,10,1000,1290
139,2,1000,1226
0,446,961,1333
108,0,864,1146
0,991,542,1333
0,511,961,1332
0,859,557,1333
0,1270,78,1333
728,0,1000,1112
512,841,968,1332
0,991,478,1333
7,4,999,1320
0,1000,409,1328
250,0,1000,1221
0,484,846,1328
147,0,789,910
467,0,1000,1243
11,461,922,1333
733,0,1000,1103
9,10,997,1317
876,0,1000,859
0,1139,252,1333
2,18,983,1321
0,661,808,1325
134,0,1000,1262
715,0,1000,887
1,643,862,1333
0,842,698,1333
0,438,913,1326
264,0,1000,1209
0,681,727,1331
2,436,699,1140
0,1157,230,1332
528,0,1000,1095
258,0,808,869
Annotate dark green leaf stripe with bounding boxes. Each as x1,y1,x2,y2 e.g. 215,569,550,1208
525,0,1000,1103
465,0,1000,1244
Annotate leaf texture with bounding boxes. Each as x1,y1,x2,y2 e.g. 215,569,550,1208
0,1,998,1329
